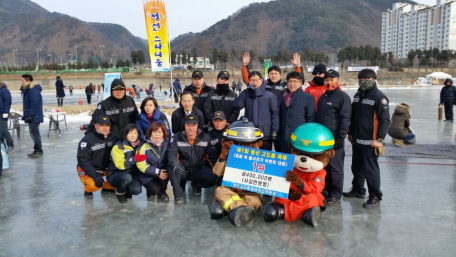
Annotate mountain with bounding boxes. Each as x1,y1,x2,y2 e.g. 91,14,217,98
0,0,148,66
171,0,415,56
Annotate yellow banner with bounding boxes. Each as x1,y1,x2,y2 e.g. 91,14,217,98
143,0,170,72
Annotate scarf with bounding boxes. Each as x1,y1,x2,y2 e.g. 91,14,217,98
152,138,164,147
283,89,295,107
146,112,154,124
131,140,140,148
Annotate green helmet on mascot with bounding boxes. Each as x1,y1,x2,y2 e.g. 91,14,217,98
290,123,335,155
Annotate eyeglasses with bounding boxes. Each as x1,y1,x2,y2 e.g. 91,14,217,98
249,78,262,82
288,79,301,85
312,71,323,76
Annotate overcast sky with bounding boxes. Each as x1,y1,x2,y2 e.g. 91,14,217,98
30,0,437,40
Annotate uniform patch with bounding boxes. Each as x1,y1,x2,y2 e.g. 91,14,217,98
97,104,102,110
382,98,388,105
314,177,322,183
80,142,87,149
326,102,332,105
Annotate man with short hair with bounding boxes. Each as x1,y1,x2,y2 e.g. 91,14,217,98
171,92,204,134
305,63,327,110
21,74,44,158
168,114,218,204
345,69,390,208
204,71,240,127
208,111,228,157
0,81,13,153
316,70,351,204
55,76,65,107
183,70,213,131
77,115,118,199
86,78,139,137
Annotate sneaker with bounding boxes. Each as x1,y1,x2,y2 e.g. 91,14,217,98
116,194,128,203
327,197,341,204
191,181,202,197
28,152,43,158
158,192,169,202
342,189,365,199
174,197,184,205
363,195,381,208
84,191,93,199
6,147,14,154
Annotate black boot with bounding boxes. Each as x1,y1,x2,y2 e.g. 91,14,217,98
210,200,226,220
302,206,321,227
321,189,328,212
57,100,60,107
60,99,63,106
263,202,285,222
116,194,127,203
228,206,255,227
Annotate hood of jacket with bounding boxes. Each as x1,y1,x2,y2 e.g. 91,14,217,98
0,83,6,89
25,83,42,92
394,104,411,116
140,105,163,121
444,78,453,86
175,78,180,82
249,80,267,97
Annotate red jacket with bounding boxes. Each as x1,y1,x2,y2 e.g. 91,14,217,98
305,81,326,110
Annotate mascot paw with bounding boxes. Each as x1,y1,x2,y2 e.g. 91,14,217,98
285,170,303,187
288,190,303,201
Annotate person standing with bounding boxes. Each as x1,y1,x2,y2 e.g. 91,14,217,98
171,92,204,134
345,69,390,208
440,78,456,123
92,84,96,95
69,84,74,96
0,81,14,153
305,63,327,110
55,76,65,107
136,97,171,139
85,83,94,105
85,79,139,138
21,74,44,158
77,115,118,198
204,71,239,127
97,84,101,94
316,70,351,204
237,79,242,94
183,71,214,132
172,78,182,103
159,84,162,92
233,71,279,150
278,71,315,153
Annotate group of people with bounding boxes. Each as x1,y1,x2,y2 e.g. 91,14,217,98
75,51,398,218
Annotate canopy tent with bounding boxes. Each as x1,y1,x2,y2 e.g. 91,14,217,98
425,72,452,85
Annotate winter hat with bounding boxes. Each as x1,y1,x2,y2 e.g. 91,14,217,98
313,63,326,74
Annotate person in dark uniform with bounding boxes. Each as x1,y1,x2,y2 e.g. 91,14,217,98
316,70,351,204
207,111,227,157
168,114,218,204
171,92,204,134
183,70,213,132
440,78,456,123
344,69,390,208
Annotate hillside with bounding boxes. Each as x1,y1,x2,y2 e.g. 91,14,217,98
171,0,415,55
0,0,148,66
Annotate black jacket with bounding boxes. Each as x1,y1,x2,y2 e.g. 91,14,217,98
316,87,351,149
349,84,391,147
204,88,239,124
183,84,213,122
85,84,94,95
168,131,218,174
77,131,118,177
86,95,139,137
171,107,204,134
208,127,226,157
440,79,456,103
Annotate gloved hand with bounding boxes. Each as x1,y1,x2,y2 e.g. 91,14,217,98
24,116,33,123
2,113,8,119
134,153,147,162
93,175,104,188
269,131,278,141
219,139,233,160
334,137,345,149
285,170,303,189
174,164,186,175
375,146,384,157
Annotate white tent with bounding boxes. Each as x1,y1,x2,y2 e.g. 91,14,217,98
425,72,452,85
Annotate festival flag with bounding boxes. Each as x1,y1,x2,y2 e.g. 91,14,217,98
264,59,271,79
143,0,171,72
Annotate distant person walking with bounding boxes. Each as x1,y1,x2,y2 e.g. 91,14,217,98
21,74,44,158
55,76,66,107
97,84,101,94
237,79,242,94
172,78,182,103
440,78,456,123
86,83,94,104
92,84,96,95
69,84,74,96
159,84,162,92
0,81,14,153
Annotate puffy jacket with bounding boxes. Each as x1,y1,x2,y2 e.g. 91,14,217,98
168,131,218,174
23,83,43,124
0,83,12,120
107,139,140,175
135,138,169,185
207,127,226,157
349,84,391,147
183,83,213,126
204,87,239,124
316,85,351,149
77,131,118,177
85,84,94,95
305,81,326,110
86,93,139,137
233,80,279,139
278,89,315,153
387,104,411,139
55,78,66,97
440,79,456,103
136,106,171,139
171,106,204,134
173,78,181,93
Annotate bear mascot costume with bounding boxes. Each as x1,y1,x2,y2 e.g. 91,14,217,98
210,117,264,227
263,123,335,227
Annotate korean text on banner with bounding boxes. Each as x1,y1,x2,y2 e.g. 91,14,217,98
222,145,294,198
103,73,121,99
143,0,170,72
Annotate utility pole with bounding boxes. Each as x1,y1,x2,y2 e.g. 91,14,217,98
100,45,105,61
36,49,41,68
12,49,17,67
74,45,79,62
